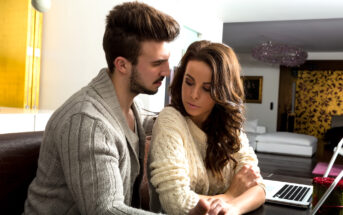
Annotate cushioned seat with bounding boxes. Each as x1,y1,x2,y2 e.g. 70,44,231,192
255,132,317,157
0,131,43,214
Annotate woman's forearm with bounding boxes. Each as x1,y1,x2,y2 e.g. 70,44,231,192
230,185,265,214
198,185,265,214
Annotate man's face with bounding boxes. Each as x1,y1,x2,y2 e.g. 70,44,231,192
129,41,170,95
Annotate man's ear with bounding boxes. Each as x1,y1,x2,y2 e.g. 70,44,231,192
113,57,131,74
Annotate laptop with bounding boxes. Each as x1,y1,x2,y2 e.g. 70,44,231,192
264,179,313,208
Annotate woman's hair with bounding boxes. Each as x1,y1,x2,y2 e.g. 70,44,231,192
170,40,245,180
103,2,180,73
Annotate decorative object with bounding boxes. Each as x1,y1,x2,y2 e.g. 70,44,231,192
294,70,343,139
312,177,343,215
241,76,263,103
31,0,51,13
252,41,308,67
1,1,43,109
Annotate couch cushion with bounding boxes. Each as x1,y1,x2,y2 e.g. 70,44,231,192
256,132,317,146
0,131,43,214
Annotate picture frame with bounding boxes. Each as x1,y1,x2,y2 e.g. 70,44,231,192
241,76,263,103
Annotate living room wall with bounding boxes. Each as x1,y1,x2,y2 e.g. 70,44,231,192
38,0,223,110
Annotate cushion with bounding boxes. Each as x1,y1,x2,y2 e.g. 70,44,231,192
256,141,317,157
244,119,258,133
256,132,317,146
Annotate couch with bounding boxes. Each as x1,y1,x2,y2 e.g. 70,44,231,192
0,131,43,214
0,131,150,214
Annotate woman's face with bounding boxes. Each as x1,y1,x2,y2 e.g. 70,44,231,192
181,60,216,127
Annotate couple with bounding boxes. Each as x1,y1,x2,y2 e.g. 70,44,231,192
24,2,265,215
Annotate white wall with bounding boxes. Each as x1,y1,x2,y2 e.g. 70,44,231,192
236,52,343,132
237,54,280,132
39,0,223,111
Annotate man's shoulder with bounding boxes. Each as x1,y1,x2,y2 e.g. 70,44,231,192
48,86,117,130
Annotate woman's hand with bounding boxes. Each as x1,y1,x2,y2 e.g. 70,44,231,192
226,164,261,198
208,198,240,215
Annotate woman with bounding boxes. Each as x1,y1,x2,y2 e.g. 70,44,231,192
148,40,265,215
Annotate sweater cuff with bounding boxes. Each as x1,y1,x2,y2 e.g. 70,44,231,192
183,192,200,214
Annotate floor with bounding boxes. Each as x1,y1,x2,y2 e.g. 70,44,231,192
256,139,343,179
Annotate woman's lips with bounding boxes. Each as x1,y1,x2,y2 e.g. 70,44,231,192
187,102,199,109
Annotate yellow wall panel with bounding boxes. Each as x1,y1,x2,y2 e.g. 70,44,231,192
294,70,343,138
0,0,42,108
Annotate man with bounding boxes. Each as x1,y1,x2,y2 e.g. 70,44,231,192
24,2,212,214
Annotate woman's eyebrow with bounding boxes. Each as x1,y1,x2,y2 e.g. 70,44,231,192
186,74,211,85
185,74,195,81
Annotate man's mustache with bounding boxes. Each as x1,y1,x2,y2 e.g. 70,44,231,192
153,77,164,84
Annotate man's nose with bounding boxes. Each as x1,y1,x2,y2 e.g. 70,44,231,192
160,61,170,77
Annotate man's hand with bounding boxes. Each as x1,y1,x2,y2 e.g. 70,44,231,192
226,165,261,198
189,199,211,215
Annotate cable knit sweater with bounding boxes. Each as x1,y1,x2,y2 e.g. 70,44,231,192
148,106,264,215
24,69,156,215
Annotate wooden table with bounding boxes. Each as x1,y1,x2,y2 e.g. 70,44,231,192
247,152,317,215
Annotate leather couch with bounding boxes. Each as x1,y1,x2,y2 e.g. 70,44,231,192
0,131,43,214
0,131,150,214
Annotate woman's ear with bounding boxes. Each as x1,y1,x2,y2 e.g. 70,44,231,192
113,57,131,74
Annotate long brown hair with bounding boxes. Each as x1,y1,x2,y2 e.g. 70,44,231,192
170,40,245,180
103,2,180,73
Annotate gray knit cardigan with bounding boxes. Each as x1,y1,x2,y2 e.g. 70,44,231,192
24,69,156,215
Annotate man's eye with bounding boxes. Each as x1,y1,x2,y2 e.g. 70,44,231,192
152,62,162,66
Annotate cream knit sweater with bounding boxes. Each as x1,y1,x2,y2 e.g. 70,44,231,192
148,107,264,215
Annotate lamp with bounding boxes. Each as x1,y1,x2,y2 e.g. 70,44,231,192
252,41,308,67
31,0,51,13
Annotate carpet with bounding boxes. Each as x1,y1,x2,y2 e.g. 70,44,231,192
312,162,343,177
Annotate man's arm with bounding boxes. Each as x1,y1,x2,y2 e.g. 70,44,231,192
59,114,155,214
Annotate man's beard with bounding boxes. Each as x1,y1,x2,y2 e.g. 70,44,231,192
130,66,163,95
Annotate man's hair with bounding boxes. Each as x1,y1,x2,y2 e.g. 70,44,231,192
103,2,180,73
170,40,245,180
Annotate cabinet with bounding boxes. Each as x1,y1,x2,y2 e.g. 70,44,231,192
0,0,43,109
0,107,52,134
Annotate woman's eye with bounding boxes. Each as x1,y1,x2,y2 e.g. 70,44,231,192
185,80,193,86
203,87,211,92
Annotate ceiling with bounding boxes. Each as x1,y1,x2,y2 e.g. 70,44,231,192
213,0,343,53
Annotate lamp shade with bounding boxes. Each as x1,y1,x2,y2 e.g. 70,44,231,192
31,0,51,13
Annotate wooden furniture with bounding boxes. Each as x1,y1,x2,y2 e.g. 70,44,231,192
0,107,52,134
247,152,316,215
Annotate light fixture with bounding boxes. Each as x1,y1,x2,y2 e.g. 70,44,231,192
252,41,308,67
31,0,51,13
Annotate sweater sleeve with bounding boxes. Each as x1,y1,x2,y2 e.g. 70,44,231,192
59,113,156,215
232,132,266,191
148,108,200,215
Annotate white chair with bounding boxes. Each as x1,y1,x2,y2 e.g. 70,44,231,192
324,138,343,177
311,138,343,215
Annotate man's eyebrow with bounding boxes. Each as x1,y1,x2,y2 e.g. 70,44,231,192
152,59,168,64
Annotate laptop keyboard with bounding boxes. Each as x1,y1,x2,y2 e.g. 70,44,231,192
273,184,310,201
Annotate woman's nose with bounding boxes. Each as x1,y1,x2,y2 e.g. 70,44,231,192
191,87,199,100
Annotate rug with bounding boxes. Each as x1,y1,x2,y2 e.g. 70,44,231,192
312,162,343,177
